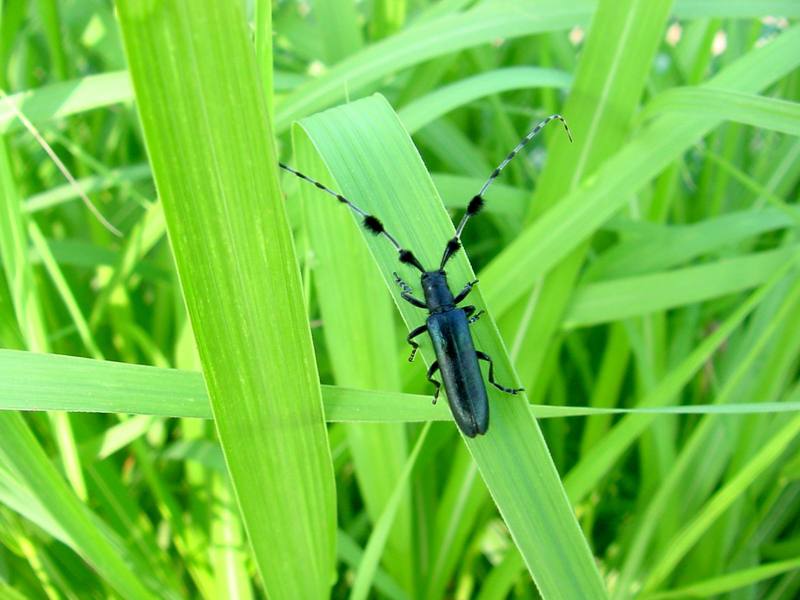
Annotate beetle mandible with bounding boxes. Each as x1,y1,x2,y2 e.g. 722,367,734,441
280,114,572,437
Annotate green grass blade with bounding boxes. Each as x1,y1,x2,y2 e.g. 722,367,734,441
487,0,675,403
275,2,593,131
0,71,132,133
26,223,103,358
642,412,800,591
481,25,800,319
114,1,336,597
349,423,430,600
564,246,799,328
0,139,88,501
0,413,158,599
292,94,607,598
562,262,795,504
671,0,800,18
641,87,800,135
25,163,151,213
586,207,797,281
295,108,414,592
641,557,800,599
4,350,799,422
337,530,408,600
0,347,443,420
312,0,363,63
398,67,572,132
0,142,48,352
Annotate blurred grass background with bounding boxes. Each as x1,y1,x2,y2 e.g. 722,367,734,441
1,0,800,598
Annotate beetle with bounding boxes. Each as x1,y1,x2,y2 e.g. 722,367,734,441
280,114,572,437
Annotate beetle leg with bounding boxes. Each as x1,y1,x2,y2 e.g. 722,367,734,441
393,271,414,294
475,351,523,395
401,292,428,309
453,278,479,304
468,310,485,324
393,271,428,308
406,324,427,362
426,361,442,404
462,305,484,324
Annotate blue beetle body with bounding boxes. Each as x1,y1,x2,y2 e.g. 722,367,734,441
423,270,489,436
427,307,489,437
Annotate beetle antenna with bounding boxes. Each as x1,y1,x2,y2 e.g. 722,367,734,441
439,114,572,268
279,162,426,272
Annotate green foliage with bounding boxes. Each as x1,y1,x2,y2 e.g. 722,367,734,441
1,1,799,598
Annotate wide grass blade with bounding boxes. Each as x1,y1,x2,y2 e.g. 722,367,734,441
292,94,607,598
114,1,336,597
3,349,798,421
295,108,414,592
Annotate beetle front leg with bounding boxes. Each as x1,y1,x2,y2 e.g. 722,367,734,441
401,292,427,309
476,351,523,395
393,271,427,309
453,278,478,304
406,324,427,362
426,360,442,404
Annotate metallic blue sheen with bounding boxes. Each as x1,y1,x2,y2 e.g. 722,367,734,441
427,309,489,437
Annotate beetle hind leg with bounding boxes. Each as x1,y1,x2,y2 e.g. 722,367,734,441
426,361,442,404
476,351,524,395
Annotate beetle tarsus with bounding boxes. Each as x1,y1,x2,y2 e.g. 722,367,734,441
468,310,485,324
476,351,523,395
393,271,414,294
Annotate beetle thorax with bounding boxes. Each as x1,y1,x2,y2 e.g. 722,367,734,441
421,270,455,313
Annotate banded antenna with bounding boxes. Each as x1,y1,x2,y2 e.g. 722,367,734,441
439,114,573,269
279,162,426,272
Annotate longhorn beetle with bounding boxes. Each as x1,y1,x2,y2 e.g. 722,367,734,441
280,114,572,437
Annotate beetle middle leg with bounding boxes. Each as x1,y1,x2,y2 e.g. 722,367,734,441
476,351,523,395
453,278,479,304
406,324,427,362
427,360,442,404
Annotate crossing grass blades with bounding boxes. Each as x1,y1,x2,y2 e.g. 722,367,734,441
281,114,572,437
